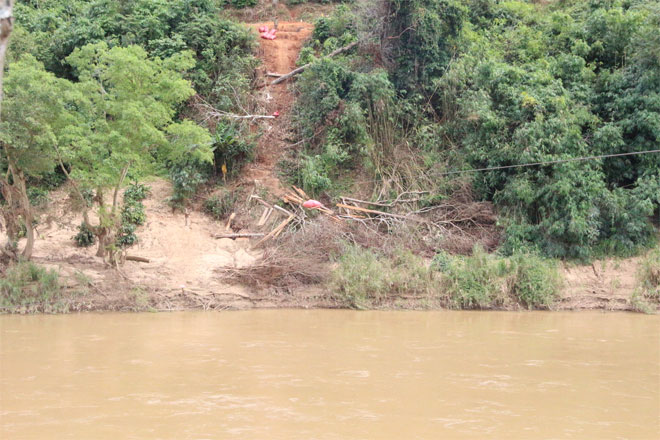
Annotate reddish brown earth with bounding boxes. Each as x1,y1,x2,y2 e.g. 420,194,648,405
242,21,313,197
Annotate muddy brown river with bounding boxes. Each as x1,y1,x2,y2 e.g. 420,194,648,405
1,311,658,439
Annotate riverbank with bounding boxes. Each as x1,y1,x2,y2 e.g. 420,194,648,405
1,179,657,314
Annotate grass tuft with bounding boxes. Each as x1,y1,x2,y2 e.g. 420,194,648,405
0,261,66,313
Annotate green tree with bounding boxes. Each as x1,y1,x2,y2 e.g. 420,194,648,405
59,42,212,261
0,55,77,259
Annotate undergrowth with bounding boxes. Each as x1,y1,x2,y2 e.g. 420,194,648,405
631,247,660,313
331,245,436,309
438,247,561,310
331,244,561,310
0,261,67,313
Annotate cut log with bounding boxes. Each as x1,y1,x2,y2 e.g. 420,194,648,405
271,41,358,85
253,214,295,248
125,255,150,263
292,185,309,199
214,232,265,239
257,207,271,226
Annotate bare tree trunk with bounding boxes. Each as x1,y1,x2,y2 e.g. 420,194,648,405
95,188,108,258
111,164,130,217
14,167,34,259
1,153,35,260
0,0,14,118
272,0,278,30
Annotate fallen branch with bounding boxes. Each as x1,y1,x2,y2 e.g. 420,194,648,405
271,41,358,85
342,191,429,208
251,195,295,217
206,111,274,120
266,72,283,77
214,232,265,239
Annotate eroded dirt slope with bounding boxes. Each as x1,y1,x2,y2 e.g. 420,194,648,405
243,21,313,196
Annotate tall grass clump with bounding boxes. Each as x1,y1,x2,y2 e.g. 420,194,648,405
631,248,660,313
331,245,437,309
437,247,561,310
0,261,65,313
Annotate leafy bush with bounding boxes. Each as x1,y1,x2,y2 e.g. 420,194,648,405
212,123,255,178
74,222,96,247
116,223,138,248
123,182,151,203
331,245,437,309
203,191,236,220
168,158,212,210
0,262,64,313
121,201,146,226
27,187,50,207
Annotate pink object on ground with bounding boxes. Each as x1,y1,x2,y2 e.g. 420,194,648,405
302,200,323,209
258,26,268,33
272,111,280,117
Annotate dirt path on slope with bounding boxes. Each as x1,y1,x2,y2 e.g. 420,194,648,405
243,21,313,196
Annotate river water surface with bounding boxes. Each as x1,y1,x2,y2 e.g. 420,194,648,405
1,311,658,439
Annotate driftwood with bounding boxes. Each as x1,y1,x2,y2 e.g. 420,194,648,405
125,255,150,263
271,41,358,85
214,232,265,239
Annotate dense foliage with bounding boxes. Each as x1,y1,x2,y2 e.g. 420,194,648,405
2,0,259,261
292,0,660,259
2,0,658,265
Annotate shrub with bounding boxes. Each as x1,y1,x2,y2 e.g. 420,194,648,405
331,245,437,309
212,123,254,178
0,261,64,313
439,246,510,309
116,223,138,248
27,187,49,207
121,201,146,226
168,158,212,210
73,222,96,247
123,181,151,203
203,191,236,220
637,247,660,301
508,253,561,309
